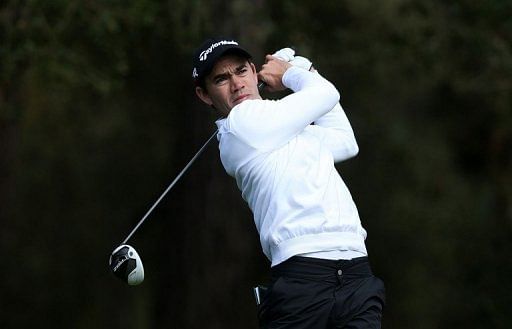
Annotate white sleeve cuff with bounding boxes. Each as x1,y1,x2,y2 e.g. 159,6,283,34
282,66,311,92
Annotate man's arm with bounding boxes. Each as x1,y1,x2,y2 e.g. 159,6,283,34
263,52,359,162
226,58,340,150
311,102,359,162
290,55,358,162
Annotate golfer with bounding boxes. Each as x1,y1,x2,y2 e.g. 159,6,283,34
192,37,385,329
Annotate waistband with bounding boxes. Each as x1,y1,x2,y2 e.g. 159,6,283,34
271,256,372,281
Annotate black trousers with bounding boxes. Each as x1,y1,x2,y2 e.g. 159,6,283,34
258,256,385,329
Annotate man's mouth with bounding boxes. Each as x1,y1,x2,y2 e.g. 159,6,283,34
233,94,249,104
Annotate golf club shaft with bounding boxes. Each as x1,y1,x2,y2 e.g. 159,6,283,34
121,129,218,245
120,80,267,245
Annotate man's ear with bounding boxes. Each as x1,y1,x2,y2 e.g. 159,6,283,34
195,86,213,106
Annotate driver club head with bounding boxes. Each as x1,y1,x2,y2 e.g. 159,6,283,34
109,244,144,286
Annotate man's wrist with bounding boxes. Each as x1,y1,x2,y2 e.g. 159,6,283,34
282,66,310,91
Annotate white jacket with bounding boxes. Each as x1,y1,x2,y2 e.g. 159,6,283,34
216,66,367,266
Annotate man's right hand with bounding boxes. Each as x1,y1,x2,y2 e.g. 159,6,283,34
272,48,295,62
272,48,313,71
258,55,293,92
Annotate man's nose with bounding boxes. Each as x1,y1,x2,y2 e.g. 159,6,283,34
231,75,244,92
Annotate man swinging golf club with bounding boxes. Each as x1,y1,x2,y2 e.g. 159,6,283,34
192,37,386,328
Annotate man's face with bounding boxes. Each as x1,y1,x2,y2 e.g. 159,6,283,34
195,54,261,116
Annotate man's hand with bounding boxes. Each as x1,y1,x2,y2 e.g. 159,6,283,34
272,48,295,62
258,48,314,92
273,48,313,71
258,55,292,92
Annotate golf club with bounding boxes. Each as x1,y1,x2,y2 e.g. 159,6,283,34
109,129,218,285
109,70,272,286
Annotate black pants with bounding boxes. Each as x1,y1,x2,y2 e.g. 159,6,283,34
258,256,385,329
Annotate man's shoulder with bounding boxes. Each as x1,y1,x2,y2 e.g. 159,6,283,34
217,99,283,150
227,99,275,127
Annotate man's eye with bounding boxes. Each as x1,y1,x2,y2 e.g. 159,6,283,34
238,68,248,75
215,77,227,85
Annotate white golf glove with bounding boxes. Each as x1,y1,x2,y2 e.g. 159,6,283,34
272,47,295,62
272,48,313,71
290,56,313,71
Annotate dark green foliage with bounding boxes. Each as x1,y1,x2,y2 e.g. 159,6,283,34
1,0,510,328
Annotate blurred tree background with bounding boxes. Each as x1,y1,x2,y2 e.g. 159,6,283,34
1,0,511,328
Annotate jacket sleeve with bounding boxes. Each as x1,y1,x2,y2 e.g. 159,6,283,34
310,102,359,163
226,66,340,151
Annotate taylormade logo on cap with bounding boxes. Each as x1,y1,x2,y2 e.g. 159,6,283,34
199,40,239,61
192,37,251,83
